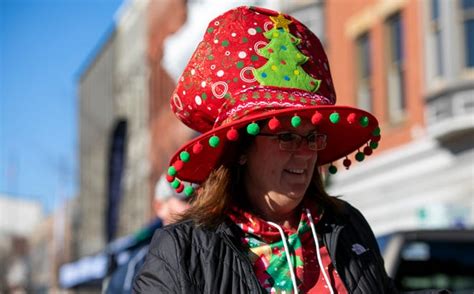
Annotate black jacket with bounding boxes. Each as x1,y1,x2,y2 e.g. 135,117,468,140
133,199,401,293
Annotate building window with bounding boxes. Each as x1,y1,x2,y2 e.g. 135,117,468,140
460,0,474,68
385,12,406,123
430,0,444,76
355,33,372,112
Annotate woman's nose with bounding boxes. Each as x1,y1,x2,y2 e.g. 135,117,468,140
292,142,317,158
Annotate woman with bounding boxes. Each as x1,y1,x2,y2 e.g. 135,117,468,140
134,6,395,294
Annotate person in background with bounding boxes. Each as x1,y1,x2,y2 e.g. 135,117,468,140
153,174,191,225
134,6,449,294
104,175,190,294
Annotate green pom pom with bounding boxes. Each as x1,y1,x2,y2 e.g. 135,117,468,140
328,165,337,174
180,151,190,162
329,112,340,124
247,122,260,135
184,186,194,197
355,152,365,162
171,179,180,189
359,116,369,127
209,135,220,147
369,141,379,149
168,166,177,176
291,115,301,128
372,127,381,136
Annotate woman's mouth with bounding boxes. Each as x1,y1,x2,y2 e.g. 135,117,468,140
284,168,305,175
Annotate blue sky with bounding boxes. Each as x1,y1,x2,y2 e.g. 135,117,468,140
0,0,123,213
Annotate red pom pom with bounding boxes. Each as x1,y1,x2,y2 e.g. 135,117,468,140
268,117,280,131
372,135,381,142
166,174,175,182
311,111,323,125
347,113,357,124
363,146,373,156
176,183,184,193
226,128,239,141
173,160,184,171
192,142,203,154
343,158,352,169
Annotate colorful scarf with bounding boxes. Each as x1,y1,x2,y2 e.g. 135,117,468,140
229,203,348,293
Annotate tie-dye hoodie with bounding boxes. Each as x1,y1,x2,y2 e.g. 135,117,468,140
229,201,348,294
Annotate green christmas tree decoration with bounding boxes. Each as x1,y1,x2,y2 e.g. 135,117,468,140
329,112,340,124
247,122,260,135
184,186,194,197
291,115,301,127
359,116,369,127
180,151,190,162
209,135,220,148
168,166,177,176
328,165,338,174
253,15,320,92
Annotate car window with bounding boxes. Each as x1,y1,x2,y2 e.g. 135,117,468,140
395,240,474,292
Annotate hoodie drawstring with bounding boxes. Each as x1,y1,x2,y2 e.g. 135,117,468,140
266,209,335,294
267,221,299,294
306,208,335,294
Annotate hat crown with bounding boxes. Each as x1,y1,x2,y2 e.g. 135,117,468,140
171,6,336,133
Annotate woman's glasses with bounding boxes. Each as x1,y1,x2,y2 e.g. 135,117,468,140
256,131,327,151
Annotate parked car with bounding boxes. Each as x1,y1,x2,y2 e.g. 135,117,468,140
379,229,474,293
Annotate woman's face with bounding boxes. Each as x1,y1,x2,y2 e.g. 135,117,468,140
243,118,319,214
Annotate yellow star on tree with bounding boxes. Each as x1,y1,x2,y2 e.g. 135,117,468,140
270,14,293,32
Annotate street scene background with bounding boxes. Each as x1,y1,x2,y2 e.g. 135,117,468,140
1,0,473,292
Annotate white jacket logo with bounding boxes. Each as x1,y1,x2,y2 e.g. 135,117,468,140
352,243,368,255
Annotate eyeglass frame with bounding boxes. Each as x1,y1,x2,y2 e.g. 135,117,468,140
256,131,327,151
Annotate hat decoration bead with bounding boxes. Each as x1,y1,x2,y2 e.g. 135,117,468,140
359,116,369,127
343,158,352,169
184,186,194,197
226,128,239,141
291,114,301,128
328,164,337,174
209,135,220,147
372,127,381,136
247,122,260,135
347,113,357,124
311,111,323,125
355,151,365,162
192,142,204,154
370,141,379,149
329,112,340,124
171,179,180,189
363,146,373,156
173,160,184,171
168,166,177,177
180,151,190,162
176,183,184,193
268,117,281,131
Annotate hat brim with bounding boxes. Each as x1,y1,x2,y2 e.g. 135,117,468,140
169,105,379,183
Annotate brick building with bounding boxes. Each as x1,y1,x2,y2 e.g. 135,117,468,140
325,0,474,235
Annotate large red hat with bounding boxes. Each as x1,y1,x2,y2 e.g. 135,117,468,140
166,6,381,196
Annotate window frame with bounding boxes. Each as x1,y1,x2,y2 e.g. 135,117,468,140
385,11,407,124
